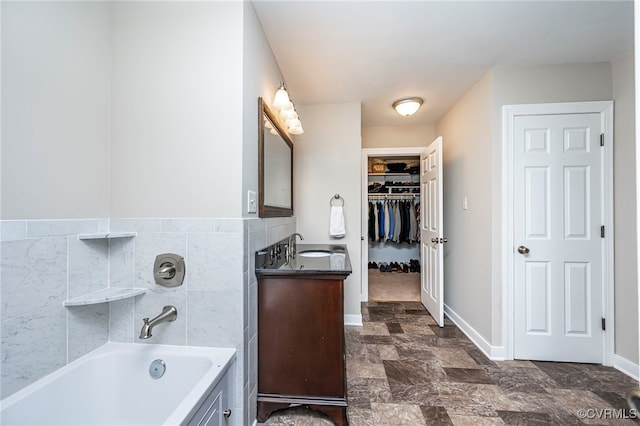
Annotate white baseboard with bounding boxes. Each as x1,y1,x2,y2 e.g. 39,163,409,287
613,354,640,381
344,314,363,326
443,304,505,361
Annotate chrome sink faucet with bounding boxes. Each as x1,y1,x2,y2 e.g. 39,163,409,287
287,233,304,261
139,305,177,339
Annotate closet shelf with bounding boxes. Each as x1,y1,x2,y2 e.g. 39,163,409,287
368,193,419,197
368,172,418,176
63,287,146,307
78,232,137,240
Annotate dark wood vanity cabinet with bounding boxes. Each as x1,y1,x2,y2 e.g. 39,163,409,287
257,273,349,426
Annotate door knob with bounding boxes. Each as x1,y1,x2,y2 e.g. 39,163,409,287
431,237,438,243
517,246,530,254
440,237,448,243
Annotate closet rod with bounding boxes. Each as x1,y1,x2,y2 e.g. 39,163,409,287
368,194,418,201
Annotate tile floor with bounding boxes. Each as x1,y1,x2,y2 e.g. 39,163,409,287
260,301,639,425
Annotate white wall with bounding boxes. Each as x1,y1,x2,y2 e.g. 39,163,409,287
1,1,110,220
109,1,244,219
241,3,295,423
362,125,435,149
436,71,494,342
490,63,613,346
611,51,639,365
242,2,287,219
436,62,617,351
294,103,362,319
1,4,294,423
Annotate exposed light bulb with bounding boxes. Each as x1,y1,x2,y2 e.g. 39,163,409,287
279,101,294,112
280,109,298,121
288,124,304,135
273,82,290,109
271,81,304,136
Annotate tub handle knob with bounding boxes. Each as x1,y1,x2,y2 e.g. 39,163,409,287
223,409,232,418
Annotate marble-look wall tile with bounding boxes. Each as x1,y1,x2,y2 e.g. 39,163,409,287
243,328,250,386
109,298,135,343
249,282,258,338
248,387,258,426
249,333,258,394
1,237,67,319
245,218,266,234
68,237,108,298
26,219,108,238
162,219,243,234
109,237,135,288
67,304,109,362
109,218,162,233
243,271,249,331
1,221,26,241
266,222,295,246
248,229,267,275
1,306,67,398
133,232,187,345
186,289,242,348
187,233,242,291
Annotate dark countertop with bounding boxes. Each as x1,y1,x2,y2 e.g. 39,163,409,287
255,243,352,276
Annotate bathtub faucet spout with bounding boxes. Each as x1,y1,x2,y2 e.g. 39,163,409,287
139,305,177,339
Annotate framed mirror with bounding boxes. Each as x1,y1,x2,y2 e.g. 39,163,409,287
258,97,293,217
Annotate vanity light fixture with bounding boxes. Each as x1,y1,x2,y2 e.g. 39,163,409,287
272,82,304,135
392,97,423,116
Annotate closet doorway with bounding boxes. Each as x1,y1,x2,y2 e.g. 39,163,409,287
361,148,425,304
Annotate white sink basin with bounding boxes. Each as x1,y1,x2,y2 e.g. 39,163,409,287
298,250,332,258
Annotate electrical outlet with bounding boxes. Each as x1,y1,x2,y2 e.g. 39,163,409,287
248,191,257,213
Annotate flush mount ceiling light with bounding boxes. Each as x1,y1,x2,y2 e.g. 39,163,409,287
392,97,423,116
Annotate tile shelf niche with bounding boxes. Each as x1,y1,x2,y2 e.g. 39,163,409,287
64,231,143,307
77,232,137,240
63,288,146,307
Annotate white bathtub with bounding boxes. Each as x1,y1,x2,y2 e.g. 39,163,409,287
0,342,236,426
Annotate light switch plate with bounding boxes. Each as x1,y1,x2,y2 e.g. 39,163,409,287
248,190,257,213
462,196,468,210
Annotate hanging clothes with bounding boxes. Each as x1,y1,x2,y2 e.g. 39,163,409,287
368,202,375,241
393,201,402,243
378,201,385,241
373,201,379,241
409,200,418,243
384,200,391,242
415,202,421,242
367,197,420,245
387,201,394,241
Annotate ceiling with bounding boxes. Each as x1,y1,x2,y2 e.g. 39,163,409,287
252,0,634,127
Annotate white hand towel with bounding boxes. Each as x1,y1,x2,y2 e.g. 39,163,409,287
329,205,346,238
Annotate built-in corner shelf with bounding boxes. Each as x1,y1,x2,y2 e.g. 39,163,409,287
77,232,137,240
63,287,146,307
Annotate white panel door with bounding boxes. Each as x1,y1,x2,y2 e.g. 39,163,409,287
513,113,603,363
420,137,444,327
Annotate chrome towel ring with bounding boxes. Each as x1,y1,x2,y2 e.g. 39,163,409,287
330,194,344,207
